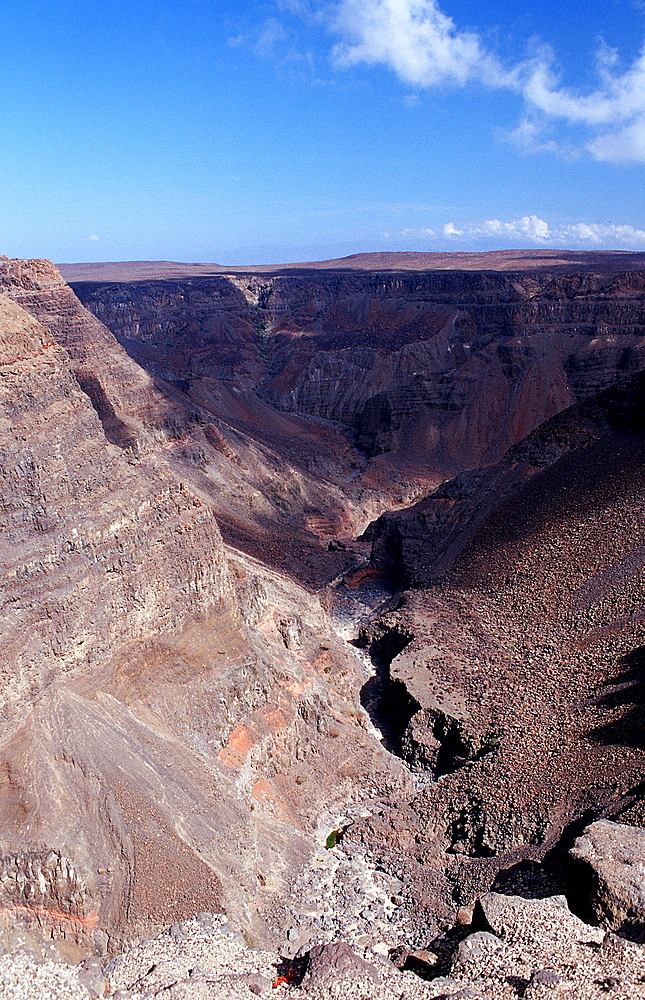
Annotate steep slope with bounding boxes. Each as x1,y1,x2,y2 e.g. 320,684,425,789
0,259,404,956
352,372,645,930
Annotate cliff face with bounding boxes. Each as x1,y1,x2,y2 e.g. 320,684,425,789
72,269,645,501
0,259,403,955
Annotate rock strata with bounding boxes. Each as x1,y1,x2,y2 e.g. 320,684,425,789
71,265,645,527
0,258,404,953
4,251,645,983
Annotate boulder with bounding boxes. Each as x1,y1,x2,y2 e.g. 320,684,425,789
302,942,379,989
570,819,645,939
450,930,503,972
476,892,603,950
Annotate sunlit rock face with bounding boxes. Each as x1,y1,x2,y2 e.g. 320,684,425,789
0,258,403,954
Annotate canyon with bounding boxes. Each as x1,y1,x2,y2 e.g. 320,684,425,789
1,250,645,994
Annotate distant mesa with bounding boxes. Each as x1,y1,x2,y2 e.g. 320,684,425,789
58,247,645,283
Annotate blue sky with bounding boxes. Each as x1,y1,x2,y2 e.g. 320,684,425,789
2,0,645,264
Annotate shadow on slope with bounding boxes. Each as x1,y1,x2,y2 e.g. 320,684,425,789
590,646,645,750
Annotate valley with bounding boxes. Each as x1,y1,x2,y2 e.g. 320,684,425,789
1,250,645,997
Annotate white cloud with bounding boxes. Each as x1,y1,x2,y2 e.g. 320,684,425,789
402,226,436,236
325,0,645,163
331,0,511,87
402,216,645,247
256,18,288,56
481,215,551,240
88,234,100,242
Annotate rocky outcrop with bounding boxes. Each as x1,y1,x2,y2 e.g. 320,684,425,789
570,820,645,939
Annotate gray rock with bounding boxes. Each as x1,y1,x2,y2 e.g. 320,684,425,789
77,956,108,997
287,927,300,942
570,819,645,938
103,955,123,978
303,941,380,987
416,980,461,999
529,969,561,988
189,965,209,978
451,931,503,972
170,922,186,941
245,973,272,995
195,912,216,932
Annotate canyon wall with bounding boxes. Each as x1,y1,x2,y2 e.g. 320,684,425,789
4,252,645,960
71,268,645,502
0,258,403,954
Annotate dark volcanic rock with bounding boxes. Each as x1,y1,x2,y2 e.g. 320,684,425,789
355,370,645,924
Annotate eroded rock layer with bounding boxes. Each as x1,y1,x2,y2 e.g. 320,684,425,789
0,257,404,954
4,251,645,973
71,267,645,504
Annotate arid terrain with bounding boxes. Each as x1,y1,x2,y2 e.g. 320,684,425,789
1,250,645,997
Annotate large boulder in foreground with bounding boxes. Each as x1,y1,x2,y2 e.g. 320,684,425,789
570,819,645,939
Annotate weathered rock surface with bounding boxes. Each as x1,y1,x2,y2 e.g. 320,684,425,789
570,819,645,938
302,941,379,988
5,250,645,977
6,894,645,1000
350,369,645,925
0,258,405,955
70,266,645,514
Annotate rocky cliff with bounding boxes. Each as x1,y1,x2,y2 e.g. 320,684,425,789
5,251,645,976
70,267,645,499
0,257,403,956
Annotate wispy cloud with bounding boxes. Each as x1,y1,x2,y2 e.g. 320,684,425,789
403,216,645,247
322,0,645,163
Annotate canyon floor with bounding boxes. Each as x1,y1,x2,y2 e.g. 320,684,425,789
2,251,645,996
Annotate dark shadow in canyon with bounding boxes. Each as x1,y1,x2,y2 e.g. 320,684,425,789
358,628,417,757
74,371,139,450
